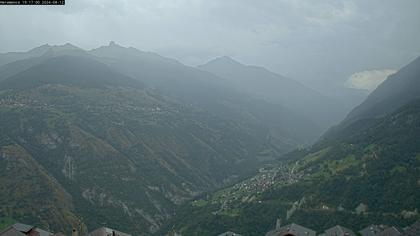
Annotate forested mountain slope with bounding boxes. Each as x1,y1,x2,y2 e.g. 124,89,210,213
345,56,420,123
0,54,278,235
168,57,420,236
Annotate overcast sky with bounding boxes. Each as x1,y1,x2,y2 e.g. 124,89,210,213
1,0,419,91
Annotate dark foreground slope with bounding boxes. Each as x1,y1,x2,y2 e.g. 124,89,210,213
168,57,420,236
0,139,78,232
0,55,278,235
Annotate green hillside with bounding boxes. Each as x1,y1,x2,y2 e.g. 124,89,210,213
0,55,279,235
168,98,420,235
0,141,78,233
1,45,418,235
167,57,420,235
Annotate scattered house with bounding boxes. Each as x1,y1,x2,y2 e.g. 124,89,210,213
1,221,415,236
265,223,316,236
360,225,402,236
355,203,368,215
0,227,26,236
376,227,401,236
218,231,242,236
88,227,131,236
0,224,133,236
402,220,420,236
33,228,52,236
319,225,356,236
360,225,387,236
0,223,52,236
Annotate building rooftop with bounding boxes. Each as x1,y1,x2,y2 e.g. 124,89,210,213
11,224,33,234
266,223,316,236
0,227,27,236
360,225,387,236
89,227,131,236
403,220,420,236
376,226,401,236
1,223,51,236
218,231,242,236
322,225,356,236
34,228,53,236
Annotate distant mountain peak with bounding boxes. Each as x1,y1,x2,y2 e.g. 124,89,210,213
108,41,125,48
91,41,133,53
28,44,51,54
56,43,80,50
39,43,86,58
203,56,242,67
90,42,183,66
217,56,238,62
29,43,51,53
3,43,83,60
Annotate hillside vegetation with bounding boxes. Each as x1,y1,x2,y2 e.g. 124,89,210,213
168,57,420,235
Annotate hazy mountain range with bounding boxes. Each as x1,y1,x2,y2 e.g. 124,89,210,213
0,43,415,235
170,56,420,235
199,56,348,130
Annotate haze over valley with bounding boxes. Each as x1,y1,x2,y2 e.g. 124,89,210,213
0,1,419,236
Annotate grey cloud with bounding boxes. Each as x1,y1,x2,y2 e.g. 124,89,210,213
0,0,419,94
345,69,397,91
